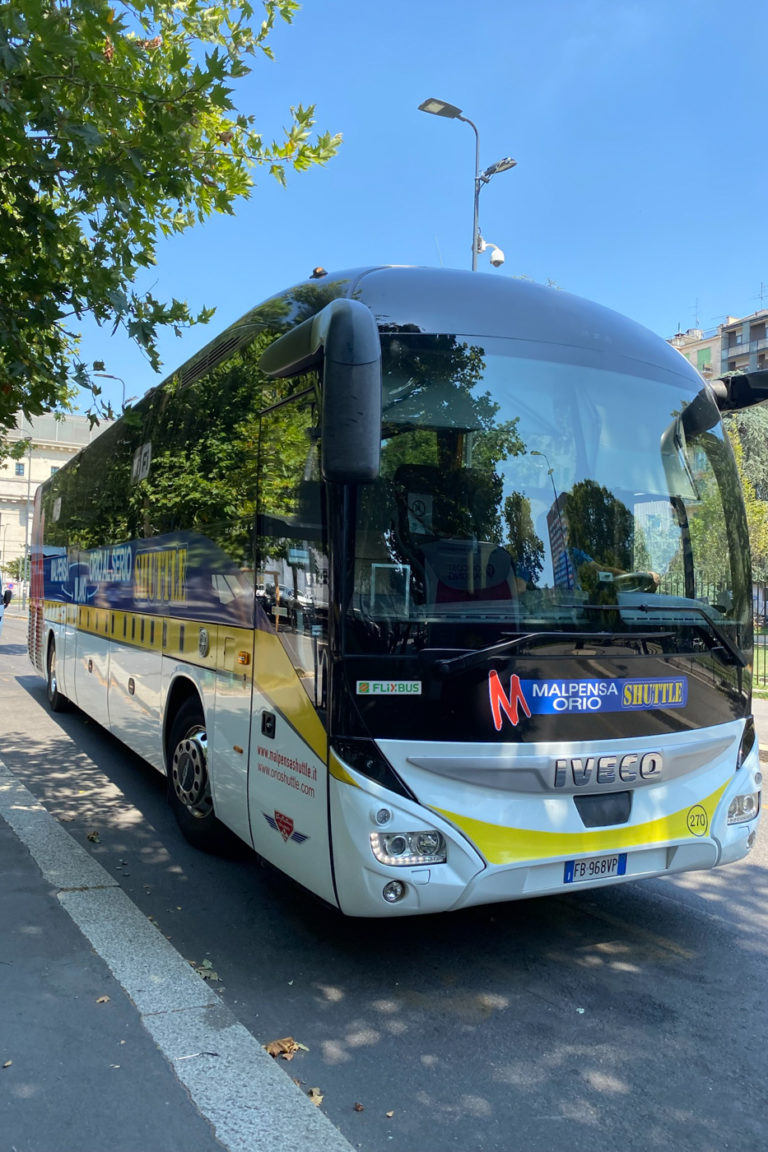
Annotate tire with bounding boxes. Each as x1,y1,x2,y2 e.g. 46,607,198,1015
46,639,69,713
167,698,229,851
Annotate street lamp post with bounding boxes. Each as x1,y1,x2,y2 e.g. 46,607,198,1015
418,97,517,270
531,450,572,587
94,372,131,412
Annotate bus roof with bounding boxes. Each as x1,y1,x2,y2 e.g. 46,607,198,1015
163,265,700,397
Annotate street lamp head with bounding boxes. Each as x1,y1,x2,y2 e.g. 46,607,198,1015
481,156,517,181
530,450,552,471
418,97,464,119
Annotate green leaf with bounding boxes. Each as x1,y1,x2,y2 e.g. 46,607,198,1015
0,0,341,436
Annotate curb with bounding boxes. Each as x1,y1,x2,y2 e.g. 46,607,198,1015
0,759,354,1152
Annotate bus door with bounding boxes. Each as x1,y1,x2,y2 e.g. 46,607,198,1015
247,461,335,902
247,580,333,898
210,619,258,850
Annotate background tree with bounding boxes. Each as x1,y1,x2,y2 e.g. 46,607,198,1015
379,334,525,543
3,557,28,583
564,479,634,592
725,411,768,592
503,490,544,586
727,425,768,589
0,0,340,434
725,406,768,502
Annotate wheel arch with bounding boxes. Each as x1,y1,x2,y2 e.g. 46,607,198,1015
163,674,205,772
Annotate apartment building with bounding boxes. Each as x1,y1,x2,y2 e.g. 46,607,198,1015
719,311,768,375
0,413,112,577
668,309,768,379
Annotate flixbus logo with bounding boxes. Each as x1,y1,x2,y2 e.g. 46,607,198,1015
356,681,422,695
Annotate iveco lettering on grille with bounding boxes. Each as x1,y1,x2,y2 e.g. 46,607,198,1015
554,752,663,788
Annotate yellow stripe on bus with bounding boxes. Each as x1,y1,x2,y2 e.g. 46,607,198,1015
45,600,249,671
253,630,327,761
42,600,327,760
432,782,729,864
329,750,361,788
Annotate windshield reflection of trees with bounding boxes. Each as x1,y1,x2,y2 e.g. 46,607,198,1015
40,300,332,638
352,340,749,659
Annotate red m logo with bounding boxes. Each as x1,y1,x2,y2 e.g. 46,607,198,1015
488,670,531,731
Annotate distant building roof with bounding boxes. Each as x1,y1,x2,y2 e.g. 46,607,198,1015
6,412,112,448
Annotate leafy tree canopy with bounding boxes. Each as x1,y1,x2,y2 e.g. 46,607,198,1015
0,0,340,433
725,406,768,502
564,479,634,573
727,424,768,584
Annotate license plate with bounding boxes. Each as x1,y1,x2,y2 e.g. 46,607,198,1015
564,853,627,884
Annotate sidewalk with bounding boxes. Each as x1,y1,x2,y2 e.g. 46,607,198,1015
750,694,768,758
0,759,354,1152
0,800,225,1152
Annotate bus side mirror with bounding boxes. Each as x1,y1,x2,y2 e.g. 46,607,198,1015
260,298,382,484
712,368,768,411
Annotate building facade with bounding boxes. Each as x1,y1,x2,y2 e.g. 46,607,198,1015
719,310,768,375
668,309,768,379
0,413,112,579
668,325,723,380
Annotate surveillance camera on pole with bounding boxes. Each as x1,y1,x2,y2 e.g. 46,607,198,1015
477,237,505,268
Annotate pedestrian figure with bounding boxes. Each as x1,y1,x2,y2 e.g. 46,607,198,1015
0,588,12,639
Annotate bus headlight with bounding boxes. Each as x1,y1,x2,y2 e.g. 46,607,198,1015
727,792,761,824
370,830,447,866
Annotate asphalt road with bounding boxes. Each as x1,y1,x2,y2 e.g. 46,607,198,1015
2,612,767,1152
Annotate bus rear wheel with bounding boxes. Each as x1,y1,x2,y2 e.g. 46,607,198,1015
167,699,228,851
46,639,68,713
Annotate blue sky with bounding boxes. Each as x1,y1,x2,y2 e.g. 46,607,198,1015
80,0,768,411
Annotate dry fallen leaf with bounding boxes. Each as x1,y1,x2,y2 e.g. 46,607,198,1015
264,1037,306,1061
386,1110,395,1118
96,995,110,1004
190,958,219,981
308,1087,324,1106
353,1102,364,1112
87,830,100,843
3,1060,12,1069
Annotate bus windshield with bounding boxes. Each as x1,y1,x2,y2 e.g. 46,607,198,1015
347,333,751,657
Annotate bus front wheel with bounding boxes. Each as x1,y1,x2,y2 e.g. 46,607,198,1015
46,640,68,713
167,699,228,851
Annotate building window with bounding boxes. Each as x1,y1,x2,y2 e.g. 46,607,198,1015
50,466,59,476
15,462,24,477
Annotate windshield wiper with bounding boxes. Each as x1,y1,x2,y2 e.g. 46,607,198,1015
428,630,676,678
582,602,748,667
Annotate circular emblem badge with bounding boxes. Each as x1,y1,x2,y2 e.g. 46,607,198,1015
686,805,708,837
198,628,210,658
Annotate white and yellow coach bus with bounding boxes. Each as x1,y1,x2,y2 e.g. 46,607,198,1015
28,266,764,915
